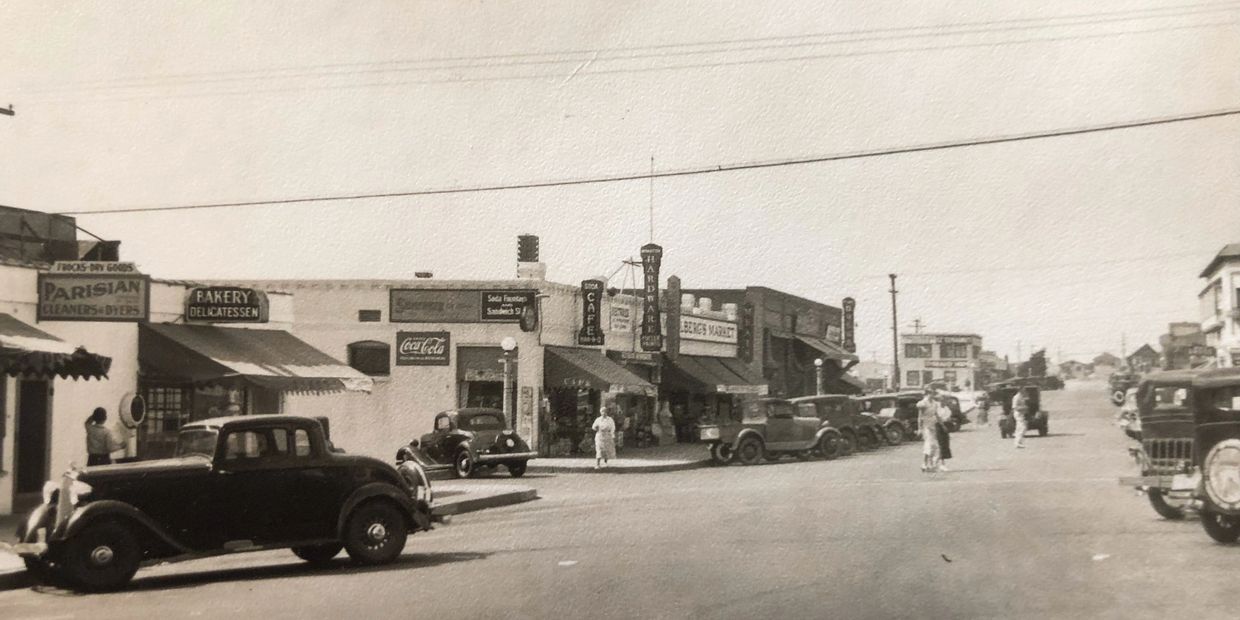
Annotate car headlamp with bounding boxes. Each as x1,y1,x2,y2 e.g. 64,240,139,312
42,480,58,505
504,437,516,449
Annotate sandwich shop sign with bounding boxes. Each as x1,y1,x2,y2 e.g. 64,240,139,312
186,287,269,323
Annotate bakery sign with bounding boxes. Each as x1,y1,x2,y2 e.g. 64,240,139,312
37,272,150,322
186,287,268,323
396,331,451,366
679,315,738,344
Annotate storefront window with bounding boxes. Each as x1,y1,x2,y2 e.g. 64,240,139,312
906,371,921,386
347,340,391,376
904,344,932,358
943,371,957,385
941,343,969,358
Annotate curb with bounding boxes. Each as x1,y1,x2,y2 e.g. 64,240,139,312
432,487,538,517
526,459,711,475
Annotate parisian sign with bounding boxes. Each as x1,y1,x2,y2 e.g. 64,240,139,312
578,279,605,346
37,272,150,322
186,286,268,323
842,297,856,353
639,243,663,351
396,331,451,365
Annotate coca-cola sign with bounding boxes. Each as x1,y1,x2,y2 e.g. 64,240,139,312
396,331,451,366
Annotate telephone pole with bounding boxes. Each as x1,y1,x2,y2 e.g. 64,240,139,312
889,274,900,390
0,104,14,117
911,318,924,334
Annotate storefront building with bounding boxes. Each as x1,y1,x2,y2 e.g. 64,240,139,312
1199,243,1240,368
898,333,983,390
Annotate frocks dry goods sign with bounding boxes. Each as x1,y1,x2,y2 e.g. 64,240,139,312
397,331,451,365
37,273,150,322
186,287,268,323
390,289,536,324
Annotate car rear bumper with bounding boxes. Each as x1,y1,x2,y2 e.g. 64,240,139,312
476,451,537,463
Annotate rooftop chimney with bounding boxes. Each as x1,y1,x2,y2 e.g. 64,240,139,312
517,234,547,280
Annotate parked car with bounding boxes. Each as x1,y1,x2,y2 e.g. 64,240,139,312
937,394,970,432
697,397,844,465
855,391,923,441
8,415,439,592
1190,367,1240,543
1118,370,1202,520
990,382,1049,438
397,408,536,478
788,394,884,454
1110,372,1141,406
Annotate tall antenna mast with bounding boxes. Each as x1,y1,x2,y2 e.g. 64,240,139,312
648,155,655,243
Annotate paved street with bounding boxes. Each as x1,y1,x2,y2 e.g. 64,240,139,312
3,381,1237,619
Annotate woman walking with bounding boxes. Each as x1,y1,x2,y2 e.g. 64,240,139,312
917,388,940,473
935,397,953,472
592,403,617,469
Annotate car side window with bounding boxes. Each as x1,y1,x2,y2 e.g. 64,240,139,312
222,429,288,461
293,429,313,457
797,403,816,417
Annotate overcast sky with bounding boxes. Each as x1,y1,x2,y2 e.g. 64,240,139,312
2,1,1238,365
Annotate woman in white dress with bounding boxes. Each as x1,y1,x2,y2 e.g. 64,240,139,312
592,404,617,469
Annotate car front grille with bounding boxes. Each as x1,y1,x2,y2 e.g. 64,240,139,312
1142,438,1194,475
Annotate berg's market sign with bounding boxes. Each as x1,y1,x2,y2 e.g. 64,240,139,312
37,273,150,322
186,287,268,323
679,315,738,344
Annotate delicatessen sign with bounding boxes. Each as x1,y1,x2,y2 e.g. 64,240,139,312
186,287,268,323
397,331,451,365
37,273,150,322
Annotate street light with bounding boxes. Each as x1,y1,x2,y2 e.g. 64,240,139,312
814,358,824,395
501,337,517,427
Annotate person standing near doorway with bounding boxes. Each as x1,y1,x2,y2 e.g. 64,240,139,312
84,407,124,466
592,403,617,469
1012,388,1031,448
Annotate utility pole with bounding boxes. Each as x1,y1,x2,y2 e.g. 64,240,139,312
911,318,924,334
0,104,14,117
1121,333,1127,361
889,274,900,390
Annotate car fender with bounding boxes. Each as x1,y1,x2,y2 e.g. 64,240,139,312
338,482,430,535
814,427,842,444
16,503,51,544
732,428,765,448
62,500,192,554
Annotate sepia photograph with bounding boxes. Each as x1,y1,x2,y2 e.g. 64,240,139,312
1,1,1238,618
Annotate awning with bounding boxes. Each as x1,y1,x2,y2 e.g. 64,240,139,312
791,334,859,363
544,346,654,395
663,354,769,395
140,323,372,393
0,313,111,380
832,372,868,394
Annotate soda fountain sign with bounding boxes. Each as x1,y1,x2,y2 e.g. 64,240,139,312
842,297,856,353
396,331,451,366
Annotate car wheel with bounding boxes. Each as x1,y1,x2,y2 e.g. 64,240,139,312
61,520,141,592
883,425,903,446
453,449,475,478
1147,489,1186,520
508,461,528,478
710,443,734,465
293,543,343,565
344,501,408,565
818,433,841,461
1110,390,1126,406
839,431,855,456
736,436,764,465
1200,506,1240,543
864,428,883,450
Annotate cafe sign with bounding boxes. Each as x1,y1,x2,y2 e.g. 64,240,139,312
396,331,451,366
578,279,605,346
186,286,268,323
37,273,150,322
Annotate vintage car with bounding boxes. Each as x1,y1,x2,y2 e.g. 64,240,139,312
788,394,886,453
937,394,970,432
854,391,922,441
6,415,438,592
990,382,1049,438
1190,367,1240,543
1109,372,1141,406
697,397,844,465
397,408,536,478
1118,370,1201,520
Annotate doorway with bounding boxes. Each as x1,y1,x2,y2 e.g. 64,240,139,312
14,380,50,510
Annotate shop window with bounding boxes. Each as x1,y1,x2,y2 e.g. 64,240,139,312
140,386,191,435
251,386,282,414
358,309,382,322
943,371,957,385
941,343,969,359
905,344,932,358
347,340,391,376
923,371,935,385
906,371,921,386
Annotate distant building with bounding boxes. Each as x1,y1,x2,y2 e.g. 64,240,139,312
1199,243,1240,368
1159,322,1211,370
1126,344,1160,373
976,350,1009,386
851,360,892,392
898,333,983,390
1093,352,1122,377
1058,360,1089,379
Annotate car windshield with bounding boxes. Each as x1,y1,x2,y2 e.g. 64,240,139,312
175,429,218,459
462,414,505,431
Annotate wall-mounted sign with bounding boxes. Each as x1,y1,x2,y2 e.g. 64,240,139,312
679,315,738,344
825,325,842,344
925,359,971,369
578,280,605,346
719,384,769,395
737,303,755,362
842,297,856,353
186,286,268,323
390,289,537,323
37,273,150,322
935,336,977,344
640,244,663,351
50,261,138,274
396,331,451,366
608,350,658,365
609,305,632,333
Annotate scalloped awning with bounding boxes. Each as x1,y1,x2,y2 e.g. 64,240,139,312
0,313,112,380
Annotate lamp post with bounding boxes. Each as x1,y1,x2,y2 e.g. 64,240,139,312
814,358,824,395
500,336,517,427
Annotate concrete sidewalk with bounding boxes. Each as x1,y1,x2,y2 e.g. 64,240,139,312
527,442,710,474
0,483,536,589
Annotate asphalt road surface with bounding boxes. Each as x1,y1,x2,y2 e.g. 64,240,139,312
4,381,1237,619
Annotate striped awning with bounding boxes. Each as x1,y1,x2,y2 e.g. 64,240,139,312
0,313,112,380
140,323,372,393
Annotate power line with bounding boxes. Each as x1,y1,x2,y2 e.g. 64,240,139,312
20,3,1239,95
58,106,1240,216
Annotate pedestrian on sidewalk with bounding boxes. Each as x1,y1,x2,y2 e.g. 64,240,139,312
592,403,617,469
84,407,124,466
934,396,953,472
917,387,941,472
1012,387,1031,448
976,393,990,426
